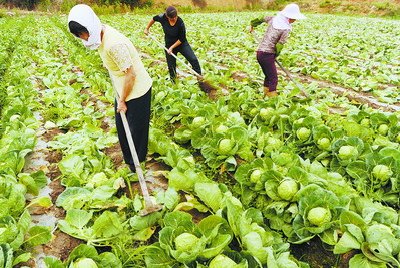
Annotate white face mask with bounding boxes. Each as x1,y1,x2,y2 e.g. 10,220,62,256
82,34,101,50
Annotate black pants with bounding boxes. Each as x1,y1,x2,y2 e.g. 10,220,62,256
115,88,151,172
165,42,201,80
256,51,278,91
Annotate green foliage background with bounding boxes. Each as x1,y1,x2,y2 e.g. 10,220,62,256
0,0,399,17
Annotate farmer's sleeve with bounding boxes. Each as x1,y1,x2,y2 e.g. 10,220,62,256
178,21,187,43
264,16,273,23
278,30,290,44
108,44,133,73
153,14,163,23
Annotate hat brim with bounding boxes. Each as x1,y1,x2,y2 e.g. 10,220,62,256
281,11,307,20
293,13,306,20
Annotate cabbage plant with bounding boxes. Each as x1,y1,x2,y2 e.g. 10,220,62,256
288,184,348,244
145,211,233,266
331,137,364,167
345,148,399,203
45,244,122,268
334,200,400,268
225,193,305,267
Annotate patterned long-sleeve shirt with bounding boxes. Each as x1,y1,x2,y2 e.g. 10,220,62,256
253,16,290,54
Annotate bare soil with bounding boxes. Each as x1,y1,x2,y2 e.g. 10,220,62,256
338,250,358,268
100,119,110,132
231,71,249,82
47,164,62,181
48,178,65,204
42,128,65,142
43,230,83,261
126,158,170,198
45,150,63,163
103,143,124,169
291,237,338,268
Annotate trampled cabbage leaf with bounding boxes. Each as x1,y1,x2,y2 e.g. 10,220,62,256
194,182,224,213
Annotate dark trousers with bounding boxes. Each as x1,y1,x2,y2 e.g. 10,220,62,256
165,42,201,80
115,88,151,171
256,51,278,92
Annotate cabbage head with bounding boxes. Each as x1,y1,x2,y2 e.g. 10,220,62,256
259,107,273,121
250,169,263,183
174,233,200,252
249,108,258,117
296,127,311,141
218,139,235,155
209,254,237,268
242,231,263,252
69,258,98,268
264,137,283,152
317,138,331,150
215,124,228,134
372,165,392,181
378,124,389,136
174,128,192,144
307,207,331,226
192,117,206,129
338,145,358,160
360,118,370,127
277,178,298,201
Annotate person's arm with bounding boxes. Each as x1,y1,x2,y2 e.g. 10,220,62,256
167,20,187,54
118,66,135,113
167,40,182,54
276,30,290,56
278,30,290,44
144,18,155,35
108,44,136,113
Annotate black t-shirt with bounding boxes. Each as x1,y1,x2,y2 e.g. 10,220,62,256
153,13,187,47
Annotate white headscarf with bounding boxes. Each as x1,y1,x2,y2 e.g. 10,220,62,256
68,4,102,50
272,12,292,30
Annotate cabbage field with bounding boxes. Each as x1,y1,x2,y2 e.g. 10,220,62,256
0,11,400,268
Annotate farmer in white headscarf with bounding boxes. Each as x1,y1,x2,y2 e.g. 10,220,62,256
68,4,153,173
250,3,306,97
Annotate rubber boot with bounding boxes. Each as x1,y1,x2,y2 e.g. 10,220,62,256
263,87,270,96
265,91,278,97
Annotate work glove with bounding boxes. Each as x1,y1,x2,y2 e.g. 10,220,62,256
276,43,283,57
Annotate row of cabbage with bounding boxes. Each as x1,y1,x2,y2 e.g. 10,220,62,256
0,17,55,267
